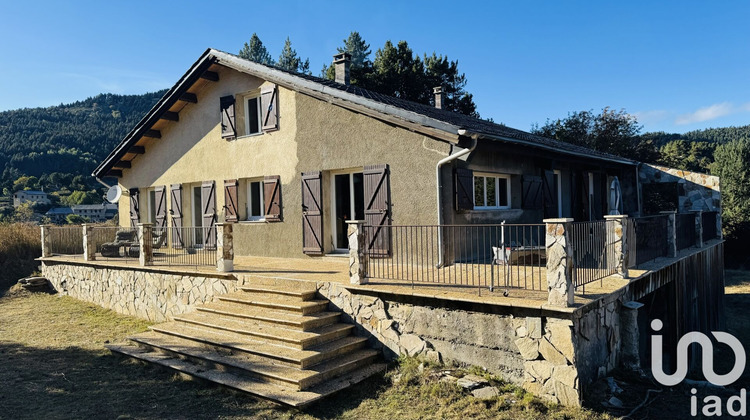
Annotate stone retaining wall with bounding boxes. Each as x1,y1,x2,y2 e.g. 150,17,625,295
317,282,582,406
640,163,720,212
41,262,239,322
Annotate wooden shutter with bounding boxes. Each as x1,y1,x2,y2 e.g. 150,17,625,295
260,84,278,132
301,171,323,254
220,95,236,139
521,175,543,210
154,186,167,230
542,170,557,219
223,180,239,222
364,164,392,257
201,181,217,248
170,184,184,248
129,188,140,228
455,168,474,211
264,175,282,222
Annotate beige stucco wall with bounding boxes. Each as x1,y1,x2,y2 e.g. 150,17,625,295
118,65,452,258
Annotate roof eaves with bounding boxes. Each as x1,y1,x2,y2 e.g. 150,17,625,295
463,129,637,166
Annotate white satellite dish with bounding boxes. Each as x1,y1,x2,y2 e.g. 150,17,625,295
106,185,123,203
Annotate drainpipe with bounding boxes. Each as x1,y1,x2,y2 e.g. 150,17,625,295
436,133,478,267
635,163,643,217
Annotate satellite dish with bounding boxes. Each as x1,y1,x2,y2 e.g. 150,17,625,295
106,185,122,203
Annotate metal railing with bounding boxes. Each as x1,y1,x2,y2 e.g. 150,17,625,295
89,226,139,262
632,215,669,266
571,220,617,290
151,226,218,268
48,226,83,257
702,211,719,242
676,213,696,251
363,224,546,292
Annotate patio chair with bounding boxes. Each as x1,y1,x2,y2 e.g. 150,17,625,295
100,230,137,258
127,228,167,258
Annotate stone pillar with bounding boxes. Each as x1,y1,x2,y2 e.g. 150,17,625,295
82,224,96,261
347,220,368,285
40,225,52,258
216,223,234,272
138,223,153,266
660,211,677,258
604,215,628,278
544,218,574,307
692,210,703,248
620,301,644,371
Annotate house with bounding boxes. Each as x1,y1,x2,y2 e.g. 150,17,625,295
45,207,73,224
38,48,724,407
93,49,641,261
71,203,118,222
13,190,50,207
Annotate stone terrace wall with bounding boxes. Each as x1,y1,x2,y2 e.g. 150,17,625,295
640,163,720,212
42,262,239,322
318,282,582,406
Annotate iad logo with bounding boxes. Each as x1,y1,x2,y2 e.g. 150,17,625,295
651,319,747,417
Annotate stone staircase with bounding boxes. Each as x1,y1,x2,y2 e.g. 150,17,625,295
107,278,386,407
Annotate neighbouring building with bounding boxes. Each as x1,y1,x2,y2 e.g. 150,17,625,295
13,190,50,207
45,207,74,224
71,203,118,222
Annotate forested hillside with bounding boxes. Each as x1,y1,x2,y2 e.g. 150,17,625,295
0,90,166,191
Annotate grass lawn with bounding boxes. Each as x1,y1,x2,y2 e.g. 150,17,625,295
0,289,610,420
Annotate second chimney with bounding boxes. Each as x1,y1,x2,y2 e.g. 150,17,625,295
433,86,444,109
333,52,352,85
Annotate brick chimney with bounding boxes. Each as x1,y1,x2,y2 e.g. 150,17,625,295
333,52,351,85
433,86,444,109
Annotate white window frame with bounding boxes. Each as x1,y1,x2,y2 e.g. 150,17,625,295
244,93,262,137
246,179,265,221
473,173,511,210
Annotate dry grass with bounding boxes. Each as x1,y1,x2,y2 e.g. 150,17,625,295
0,223,41,294
0,291,613,420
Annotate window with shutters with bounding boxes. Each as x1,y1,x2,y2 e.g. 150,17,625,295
246,179,265,221
474,173,511,210
243,93,262,136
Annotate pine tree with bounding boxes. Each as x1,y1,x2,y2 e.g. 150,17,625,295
276,38,311,74
322,31,374,84
424,53,478,117
238,33,274,66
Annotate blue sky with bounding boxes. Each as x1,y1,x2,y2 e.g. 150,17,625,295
1,0,748,134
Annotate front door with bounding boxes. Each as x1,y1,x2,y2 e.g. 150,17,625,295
332,172,364,250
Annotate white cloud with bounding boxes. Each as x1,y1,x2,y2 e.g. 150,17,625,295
632,109,670,125
675,102,735,125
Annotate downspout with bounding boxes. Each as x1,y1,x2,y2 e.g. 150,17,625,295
635,163,643,217
436,133,478,267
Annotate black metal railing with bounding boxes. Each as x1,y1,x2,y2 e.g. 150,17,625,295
48,226,83,257
363,224,546,292
702,211,719,242
89,226,139,262
571,220,617,290
151,226,218,268
676,213,696,251
632,215,669,266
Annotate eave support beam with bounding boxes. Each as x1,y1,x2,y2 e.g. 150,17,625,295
144,129,161,139
129,146,145,154
113,161,131,169
107,170,123,178
161,112,179,122
180,93,198,103
200,71,219,82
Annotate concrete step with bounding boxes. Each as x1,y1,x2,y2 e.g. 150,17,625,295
127,331,379,390
218,292,329,315
173,311,354,349
239,285,317,301
197,301,341,331
240,275,320,292
150,322,367,368
107,343,387,407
